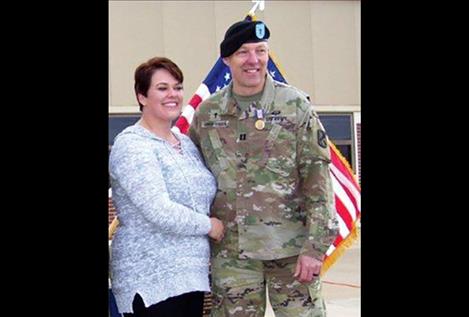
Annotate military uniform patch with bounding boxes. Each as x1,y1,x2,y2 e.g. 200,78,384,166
202,120,229,128
317,130,327,148
266,115,287,124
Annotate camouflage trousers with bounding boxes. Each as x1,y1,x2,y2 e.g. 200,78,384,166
210,255,326,317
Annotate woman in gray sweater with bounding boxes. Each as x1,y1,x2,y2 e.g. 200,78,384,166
109,57,224,316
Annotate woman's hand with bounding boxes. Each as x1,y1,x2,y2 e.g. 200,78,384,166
208,217,225,242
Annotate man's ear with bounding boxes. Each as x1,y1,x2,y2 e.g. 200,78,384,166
222,57,230,67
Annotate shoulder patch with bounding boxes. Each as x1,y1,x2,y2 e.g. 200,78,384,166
317,130,327,148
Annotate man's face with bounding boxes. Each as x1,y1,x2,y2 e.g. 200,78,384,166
223,42,269,95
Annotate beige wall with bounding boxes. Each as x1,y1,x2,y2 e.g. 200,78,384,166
109,0,360,114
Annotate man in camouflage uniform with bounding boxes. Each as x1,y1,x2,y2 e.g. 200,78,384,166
189,19,339,317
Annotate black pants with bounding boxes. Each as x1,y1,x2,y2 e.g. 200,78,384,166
123,291,205,317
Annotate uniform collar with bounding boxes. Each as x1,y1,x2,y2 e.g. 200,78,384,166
219,73,276,116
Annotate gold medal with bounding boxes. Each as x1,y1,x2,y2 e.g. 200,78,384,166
254,108,265,130
255,119,265,130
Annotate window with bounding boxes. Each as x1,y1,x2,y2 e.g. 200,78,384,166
318,113,355,171
109,114,140,147
108,114,140,189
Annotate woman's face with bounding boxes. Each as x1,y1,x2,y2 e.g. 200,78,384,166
138,68,183,123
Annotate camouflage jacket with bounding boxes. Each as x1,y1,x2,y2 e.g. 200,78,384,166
190,74,339,261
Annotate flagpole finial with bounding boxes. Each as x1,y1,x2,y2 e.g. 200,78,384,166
249,0,265,15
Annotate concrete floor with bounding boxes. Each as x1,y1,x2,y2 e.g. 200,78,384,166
265,238,360,317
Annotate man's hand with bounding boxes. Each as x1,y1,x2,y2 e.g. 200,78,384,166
208,217,225,242
293,255,322,283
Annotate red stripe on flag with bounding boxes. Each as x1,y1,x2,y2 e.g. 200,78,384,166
331,169,360,218
188,94,203,109
340,182,360,218
175,115,190,134
335,194,354,232
330,147,360,192
332,231,344,247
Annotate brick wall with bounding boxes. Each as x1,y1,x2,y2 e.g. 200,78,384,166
202,293,213,317
109,197,117,225
108,197,117,241
357,123,361,183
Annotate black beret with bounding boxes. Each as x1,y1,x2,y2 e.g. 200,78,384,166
220,20,270,58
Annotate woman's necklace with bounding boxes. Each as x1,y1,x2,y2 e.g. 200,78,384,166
139,118,183,154
169,137,182,154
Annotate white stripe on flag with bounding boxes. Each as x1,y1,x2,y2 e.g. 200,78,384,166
330,164,361,211
326,243,336,256
182,103,196,123
336,208,350,239
196,84,211,101
331,174,358,222
171,126,181,134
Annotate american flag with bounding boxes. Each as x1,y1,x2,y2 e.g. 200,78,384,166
172,18,361,274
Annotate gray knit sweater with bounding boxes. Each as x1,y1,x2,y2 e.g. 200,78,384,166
109,123,217,313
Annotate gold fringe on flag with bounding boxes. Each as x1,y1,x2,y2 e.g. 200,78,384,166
109,217,119,240
328,140,361,188
321,219,360,275
321,141,361,274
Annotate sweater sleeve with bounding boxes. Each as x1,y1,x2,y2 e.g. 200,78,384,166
109,135,212,236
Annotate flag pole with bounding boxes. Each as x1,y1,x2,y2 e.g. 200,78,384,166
249,0,265,15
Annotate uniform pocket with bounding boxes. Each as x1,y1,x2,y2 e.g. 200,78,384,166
205,130,236,190
263,124,297,178
200,131,224,179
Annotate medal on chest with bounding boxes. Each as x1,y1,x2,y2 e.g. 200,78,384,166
254,108,265,130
